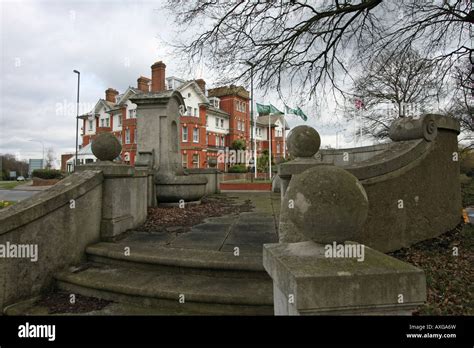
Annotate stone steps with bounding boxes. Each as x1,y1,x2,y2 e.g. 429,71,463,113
55,264,273,315
86,242,269,279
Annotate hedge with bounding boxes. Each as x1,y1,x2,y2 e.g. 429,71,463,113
32,169,63,180
228,165,248,173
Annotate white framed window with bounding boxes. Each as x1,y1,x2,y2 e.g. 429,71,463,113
194,108,197,117
101,119,104,127
118,115,122,126
193,128,199,143
220,119,224,128
187,106,192,116
182,153,188,168
220,136,225,147
88,120,93,130
106,118,110,127
192,153,199,168
183,127,188,142
215,118,219,128
125,129,131,144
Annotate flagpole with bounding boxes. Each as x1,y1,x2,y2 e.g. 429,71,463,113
268,112,272,180
283,108,286,159
254,118,257,179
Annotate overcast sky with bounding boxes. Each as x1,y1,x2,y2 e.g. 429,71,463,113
0,0,368,168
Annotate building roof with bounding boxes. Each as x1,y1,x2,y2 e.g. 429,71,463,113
208,85,250,99
207,105,230,117
178,80,209,104
65,143,94,163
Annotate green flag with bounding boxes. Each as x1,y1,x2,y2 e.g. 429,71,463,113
257,103,284,116
256,103,270,115
269,104,284,115
285,105,308,121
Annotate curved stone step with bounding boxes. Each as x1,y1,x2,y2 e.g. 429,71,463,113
55,264,273,315
86,242,268,279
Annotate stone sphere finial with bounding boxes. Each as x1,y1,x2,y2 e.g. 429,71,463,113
91,133,122,161
284,165,368,243
287,125,321,158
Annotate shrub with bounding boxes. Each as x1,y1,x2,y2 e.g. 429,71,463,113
228,164,247,173
32,169,63,180
231,139,246,151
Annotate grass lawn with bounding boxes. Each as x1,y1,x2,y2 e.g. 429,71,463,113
0,200,15,209
0,181,25,190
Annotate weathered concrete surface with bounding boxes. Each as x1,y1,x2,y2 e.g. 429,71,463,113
55,263,273,315
76,163,148,240
12,192,279,316
280,165,368,244
131,90,208,203
0,171,104,311
356,130,461,252
185,168,221,195
263,241,426,315
286,125,321,158
91,133,122,161
279,115,462,252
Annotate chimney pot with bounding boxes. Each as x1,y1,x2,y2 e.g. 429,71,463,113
137,76,151,92
196,79,206,94
151,61,166,92
105,88,119,103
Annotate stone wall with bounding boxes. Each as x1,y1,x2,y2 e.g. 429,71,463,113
278,115,462,252
0,164,149,311
185,168,221,195
0,171,103,311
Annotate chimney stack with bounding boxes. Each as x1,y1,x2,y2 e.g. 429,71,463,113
151,61,166,92
195,79,206,94
137,76,151,92
105,88,119,103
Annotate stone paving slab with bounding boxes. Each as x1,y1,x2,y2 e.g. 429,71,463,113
117,192,281,254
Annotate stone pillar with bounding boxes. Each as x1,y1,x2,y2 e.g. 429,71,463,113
263,241,426,315
76,133,148,240
130,90,208,204
265,125,427,315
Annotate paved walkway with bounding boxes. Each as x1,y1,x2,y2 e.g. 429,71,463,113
117,192,281,255
0,189,37,202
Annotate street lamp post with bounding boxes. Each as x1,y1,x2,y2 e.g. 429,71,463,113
245,61,256,181
73,70,80,171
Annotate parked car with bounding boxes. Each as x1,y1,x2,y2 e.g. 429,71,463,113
16,176,25,181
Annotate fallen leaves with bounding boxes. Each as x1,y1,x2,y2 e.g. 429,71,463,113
389,223,474,315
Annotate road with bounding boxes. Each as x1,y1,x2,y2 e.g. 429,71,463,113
0,189,37,202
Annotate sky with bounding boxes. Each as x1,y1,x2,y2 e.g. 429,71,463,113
0,0,371,168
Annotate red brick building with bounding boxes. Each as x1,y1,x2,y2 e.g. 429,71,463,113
68,59,289,172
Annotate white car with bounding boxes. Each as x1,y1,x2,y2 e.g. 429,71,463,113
16,176,25,181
